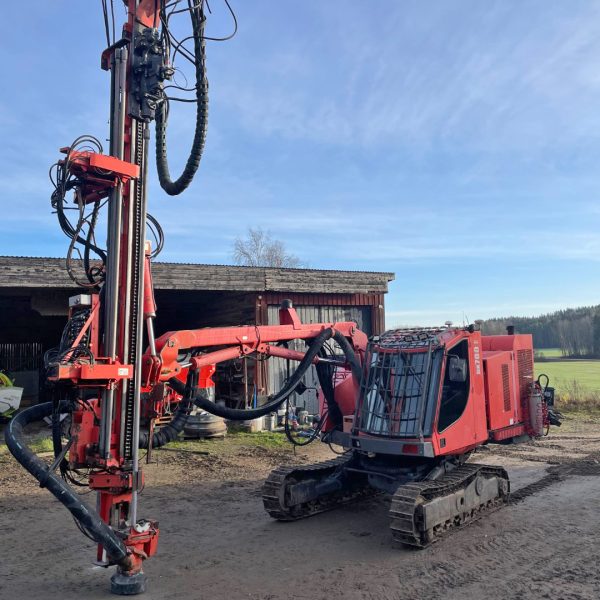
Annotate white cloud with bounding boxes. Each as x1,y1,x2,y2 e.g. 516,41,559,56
211,1,600,158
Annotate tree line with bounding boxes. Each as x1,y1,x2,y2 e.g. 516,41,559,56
480,305,600,358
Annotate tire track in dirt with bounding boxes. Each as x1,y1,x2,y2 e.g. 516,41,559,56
511,449,600,502
2,427,600,600
326,474,600,600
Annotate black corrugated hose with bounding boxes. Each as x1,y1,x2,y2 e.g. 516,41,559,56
4,400,128,565
156,2,208,195
168,328,362,422
5,377,197,565
139,374,196,449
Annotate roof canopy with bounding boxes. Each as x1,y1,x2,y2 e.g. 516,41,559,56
0,256,394,295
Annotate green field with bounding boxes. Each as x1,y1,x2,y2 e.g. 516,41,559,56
534,347,600,395
534,359,600,394
534,347,564,359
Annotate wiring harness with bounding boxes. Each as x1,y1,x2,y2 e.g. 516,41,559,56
49,134,165,288
52,1,235,286
50,135,108,288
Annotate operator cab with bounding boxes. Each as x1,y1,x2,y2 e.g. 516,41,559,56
354,327,473,454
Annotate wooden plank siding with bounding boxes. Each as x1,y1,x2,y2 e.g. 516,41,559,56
262,292,386,336
0,256,394,295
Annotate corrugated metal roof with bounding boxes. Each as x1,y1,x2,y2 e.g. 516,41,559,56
0,256,394,294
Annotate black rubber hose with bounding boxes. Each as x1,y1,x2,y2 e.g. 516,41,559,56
316,331,362,429
4,401,128,564
316,365,342,428
138,392,194,449
332,331,362,381
156,4,208,195
170,327,335,419
169,328,362,421
51,392,64,459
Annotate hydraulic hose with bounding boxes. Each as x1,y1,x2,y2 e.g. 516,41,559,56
156,4,208,195
315,345,341,428
168,328,362,422
332,331,362,381
138,390,194,449
4,401,128,565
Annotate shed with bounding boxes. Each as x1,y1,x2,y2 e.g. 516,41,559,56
0,256,394,409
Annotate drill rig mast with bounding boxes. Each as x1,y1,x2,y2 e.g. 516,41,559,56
21,1,200,592
5,7,369,595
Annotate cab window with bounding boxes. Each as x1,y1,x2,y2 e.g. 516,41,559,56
438,340,470,431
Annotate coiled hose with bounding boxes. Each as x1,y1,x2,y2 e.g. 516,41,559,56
168,328,362,422
156,4,208,195
4,401,128,565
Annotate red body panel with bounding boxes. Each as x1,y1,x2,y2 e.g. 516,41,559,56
483,334,535,438
483,350,518,431
319,369,358,431
433,331,488,457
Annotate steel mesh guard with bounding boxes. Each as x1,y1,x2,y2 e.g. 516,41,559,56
356,343,442,438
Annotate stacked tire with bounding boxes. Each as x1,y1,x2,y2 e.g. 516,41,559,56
183,410,227,439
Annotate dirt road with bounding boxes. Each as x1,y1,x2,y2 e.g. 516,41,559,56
1,418,600,600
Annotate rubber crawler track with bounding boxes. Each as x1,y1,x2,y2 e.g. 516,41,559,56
262,455,376,521
389,464,509,548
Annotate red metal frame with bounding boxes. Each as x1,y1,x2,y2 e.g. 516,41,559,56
39,0,373,590
63,249,368,577
49,295,133,386
54,0,166,577
58,149,139,205
144,308,366,384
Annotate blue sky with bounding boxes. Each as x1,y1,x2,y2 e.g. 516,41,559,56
1,1,599,326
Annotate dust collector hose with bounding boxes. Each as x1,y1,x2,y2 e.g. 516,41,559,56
168,328,362,421
4,401,128,564
156,4,208,195
138,390,194,449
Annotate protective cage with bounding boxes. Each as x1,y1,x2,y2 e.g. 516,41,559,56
355,341,443,438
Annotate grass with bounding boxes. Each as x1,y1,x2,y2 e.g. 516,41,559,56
0,429,291,459
535,360,600,415
159,430,289,454
534,347,564,359
27,437,55,454
552,381,600,415
0,434,54,456
532,348,600,414
535,360,600,394
226,430,289,448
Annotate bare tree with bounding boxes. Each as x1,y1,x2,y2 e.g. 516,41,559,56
232,227,302,268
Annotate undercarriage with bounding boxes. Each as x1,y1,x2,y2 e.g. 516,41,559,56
263,452,510,548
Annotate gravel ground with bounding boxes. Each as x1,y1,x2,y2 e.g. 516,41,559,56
1,416,600,600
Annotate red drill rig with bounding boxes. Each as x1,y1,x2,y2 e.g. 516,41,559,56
263,324,560,546
4,0,560,596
